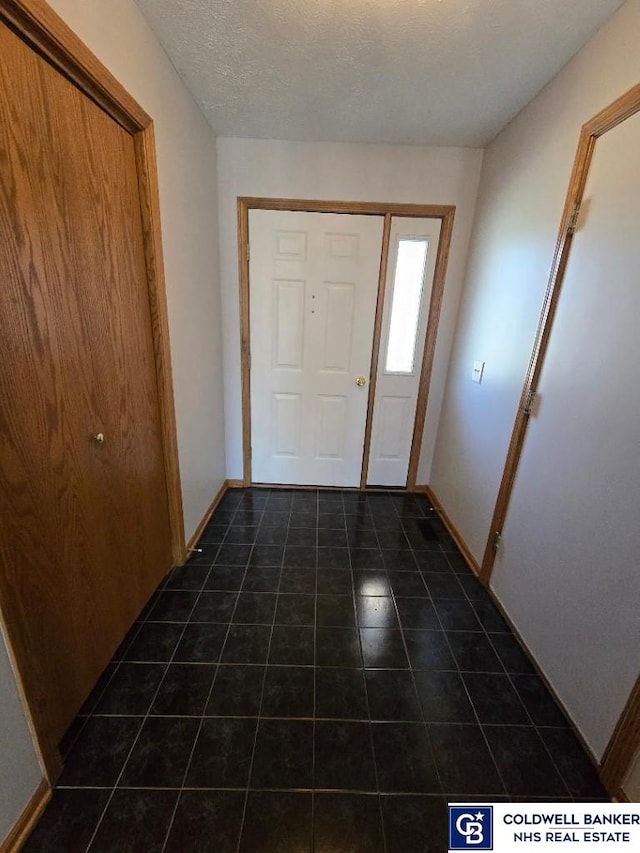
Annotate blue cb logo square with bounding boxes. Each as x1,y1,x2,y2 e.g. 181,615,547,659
449,806,493,850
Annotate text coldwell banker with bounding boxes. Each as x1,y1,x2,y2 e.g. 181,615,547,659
504,815,640,826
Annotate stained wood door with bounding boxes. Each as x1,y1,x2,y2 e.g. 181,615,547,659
367,217,441,486
0,22,172,753
249,210,384,486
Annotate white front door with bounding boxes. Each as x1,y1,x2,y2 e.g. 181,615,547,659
249,209,384,486
367,217,442,486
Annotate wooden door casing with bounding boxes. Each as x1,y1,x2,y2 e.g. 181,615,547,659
0,20,172,757
367,217,442,487
238,198,456,490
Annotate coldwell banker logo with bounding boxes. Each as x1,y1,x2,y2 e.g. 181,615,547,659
449,806,494,850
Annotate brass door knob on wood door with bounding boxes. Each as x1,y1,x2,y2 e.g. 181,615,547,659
355,376,366,387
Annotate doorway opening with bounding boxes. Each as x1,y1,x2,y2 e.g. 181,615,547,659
237,198,455,491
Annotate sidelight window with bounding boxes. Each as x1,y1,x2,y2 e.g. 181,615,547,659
384,238,428,374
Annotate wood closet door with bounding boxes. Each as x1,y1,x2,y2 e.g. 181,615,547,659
0,23,172,752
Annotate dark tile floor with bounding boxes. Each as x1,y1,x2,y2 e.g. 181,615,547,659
25,489,608,852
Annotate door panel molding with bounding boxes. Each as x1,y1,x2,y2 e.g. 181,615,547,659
0,0,185,778
476,82,640,797
238,197,456,489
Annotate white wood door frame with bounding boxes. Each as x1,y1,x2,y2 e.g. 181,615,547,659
238,197,456,490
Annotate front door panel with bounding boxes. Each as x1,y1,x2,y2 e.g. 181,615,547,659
250,210,384,486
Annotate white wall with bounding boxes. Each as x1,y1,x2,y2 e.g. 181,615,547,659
431,0,640,562
430,0,640,758
49,0,227,542
1,0,226,841
494,109,640,759
0,635,42,842
216,139,484,481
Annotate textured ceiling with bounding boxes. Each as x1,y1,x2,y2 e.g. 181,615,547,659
133,0,624,146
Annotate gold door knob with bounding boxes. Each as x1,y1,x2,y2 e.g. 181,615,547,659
92,432,105,445
355,376,366,387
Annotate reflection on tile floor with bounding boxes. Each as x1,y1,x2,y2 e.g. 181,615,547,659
25,489,608,852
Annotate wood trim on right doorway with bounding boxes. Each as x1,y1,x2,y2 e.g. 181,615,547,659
479,81,640,587
475,81,640,798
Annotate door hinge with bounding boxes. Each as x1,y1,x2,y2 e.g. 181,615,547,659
522,387,536,415
246,242,250,263
567,202,581,234
493,531,502,552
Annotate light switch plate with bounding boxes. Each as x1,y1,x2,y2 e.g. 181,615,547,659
472,360,485,383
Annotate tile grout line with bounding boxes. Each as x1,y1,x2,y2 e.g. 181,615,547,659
394,498,512,801
449,545,576,802
158,492,258,853
310,488,319,853
480,633,575,800
350,493,389,853
59,644,133,762
421,531,513,799
45,487,595,852
234,489,294,853
314,486,353,845
63,578,211,754
410,505,524,799
56,782,509,795
469,591,580,800
383,497,448,808
427,586,512,800
64,712,569,726
58,580,167,760
83,533,229,853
